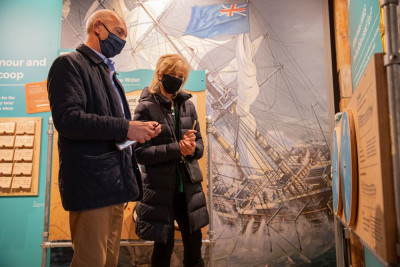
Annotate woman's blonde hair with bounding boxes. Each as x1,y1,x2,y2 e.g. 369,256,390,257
148,54,190,94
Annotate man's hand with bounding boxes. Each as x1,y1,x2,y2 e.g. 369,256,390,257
179,140,196,156
127,121,161,143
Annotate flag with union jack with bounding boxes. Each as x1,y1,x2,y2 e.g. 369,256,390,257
184,3,249,38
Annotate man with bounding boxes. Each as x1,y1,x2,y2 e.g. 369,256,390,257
47,9,161,267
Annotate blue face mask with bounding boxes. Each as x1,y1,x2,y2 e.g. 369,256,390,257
98,22,126,58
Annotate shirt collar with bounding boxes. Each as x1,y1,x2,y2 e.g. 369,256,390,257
89,48,115,72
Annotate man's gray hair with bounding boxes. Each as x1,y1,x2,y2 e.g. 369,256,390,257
85,10,122,34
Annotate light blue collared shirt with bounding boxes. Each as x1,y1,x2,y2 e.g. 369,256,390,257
91,49,125,115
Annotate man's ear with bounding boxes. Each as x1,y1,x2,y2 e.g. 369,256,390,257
93,19,103,36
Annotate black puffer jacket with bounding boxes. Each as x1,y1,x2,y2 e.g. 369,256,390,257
47,44,142,211
134,87,209,244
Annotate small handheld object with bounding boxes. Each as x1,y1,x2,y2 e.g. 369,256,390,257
191,120,197,130
153,121,162,130
116,140,136,150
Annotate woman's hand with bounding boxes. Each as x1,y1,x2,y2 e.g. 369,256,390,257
182,130,196,142
179,140,196,156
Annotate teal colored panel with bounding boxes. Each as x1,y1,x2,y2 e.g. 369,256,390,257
185,70,206,92
0,1,62,267
118,69,154,92
364,247,383,267
0,0,62,85
348,0,383,91
118,69,206,92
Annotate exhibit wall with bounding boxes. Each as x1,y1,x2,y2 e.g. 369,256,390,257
0,0,335,266
0,0,62,266
332,0,398,266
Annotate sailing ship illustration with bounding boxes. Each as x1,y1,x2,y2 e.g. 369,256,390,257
61,0,334,265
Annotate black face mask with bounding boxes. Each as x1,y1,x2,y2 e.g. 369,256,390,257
98,22,126,58
161,74,183,94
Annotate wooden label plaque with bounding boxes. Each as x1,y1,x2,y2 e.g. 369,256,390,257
11,177,32,189
16,121,35,135
0,177,13,189
0,150,14,162
0,122,16,134
13,163,33,176
14,150,34,162
14,135,34,148
0,163,13,175
348,54,396,263
0,136,15,148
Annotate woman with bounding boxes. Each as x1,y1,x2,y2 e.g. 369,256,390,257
133,54,209,267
